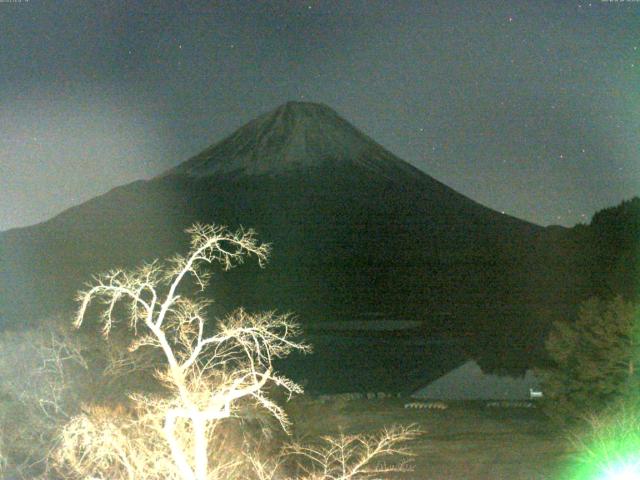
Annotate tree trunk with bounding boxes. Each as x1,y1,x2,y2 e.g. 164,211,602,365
193,415,208,480
165,409,196,480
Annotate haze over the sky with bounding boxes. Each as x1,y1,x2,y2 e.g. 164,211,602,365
1,0,638,231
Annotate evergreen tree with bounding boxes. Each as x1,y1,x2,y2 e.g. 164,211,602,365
538,296,640,423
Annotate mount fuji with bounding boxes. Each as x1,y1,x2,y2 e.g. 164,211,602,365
0,102,579,375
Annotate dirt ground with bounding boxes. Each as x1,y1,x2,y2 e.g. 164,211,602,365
287,397,571,480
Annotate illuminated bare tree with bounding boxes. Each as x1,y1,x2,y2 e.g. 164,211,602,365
63,224,311,480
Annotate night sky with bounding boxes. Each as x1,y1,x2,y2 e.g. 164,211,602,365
1,0,638,231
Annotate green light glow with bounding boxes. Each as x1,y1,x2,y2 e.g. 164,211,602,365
567,453,640,480
598,460,640,480
560,399,640,480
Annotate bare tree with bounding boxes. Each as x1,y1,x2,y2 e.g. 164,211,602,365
58,224,311,480
55,223,420,480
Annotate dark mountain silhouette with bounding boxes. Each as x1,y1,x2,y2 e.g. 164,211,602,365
0,102,588,381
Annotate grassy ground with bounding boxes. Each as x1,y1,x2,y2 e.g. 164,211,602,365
286,397,571,480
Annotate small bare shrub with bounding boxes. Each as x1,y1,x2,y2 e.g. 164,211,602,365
248,424,421,480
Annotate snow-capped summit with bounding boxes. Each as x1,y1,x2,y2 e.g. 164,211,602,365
167,101,412,177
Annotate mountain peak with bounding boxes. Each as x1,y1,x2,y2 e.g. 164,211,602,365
167,101,403,177
275,100,336,115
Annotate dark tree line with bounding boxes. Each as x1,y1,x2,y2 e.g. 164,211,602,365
537,197,640,423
